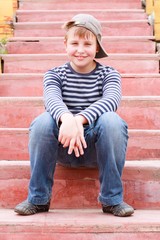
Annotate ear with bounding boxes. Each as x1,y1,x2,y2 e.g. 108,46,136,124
96,42,100,53
64,38,67,46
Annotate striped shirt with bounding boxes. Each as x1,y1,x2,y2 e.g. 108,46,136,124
43,61,121,125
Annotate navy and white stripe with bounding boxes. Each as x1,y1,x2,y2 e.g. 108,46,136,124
43,62,121,125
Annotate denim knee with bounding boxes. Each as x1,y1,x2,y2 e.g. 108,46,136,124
29,112,58,140
97,112,127,131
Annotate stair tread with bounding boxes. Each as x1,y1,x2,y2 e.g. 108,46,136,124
1,160,160,181
0,128,160,132
14,19,149,25
16,9,145,13
1,73,160,78
1,53,160,59
0,209,160,233
0,95,160,100
8,36,155,41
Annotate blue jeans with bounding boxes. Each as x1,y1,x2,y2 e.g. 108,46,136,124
28,111,128,206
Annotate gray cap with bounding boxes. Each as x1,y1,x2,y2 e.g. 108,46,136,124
64,14,108,58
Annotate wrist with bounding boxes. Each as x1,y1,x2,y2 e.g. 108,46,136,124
60,113,74,123
75,115,88,125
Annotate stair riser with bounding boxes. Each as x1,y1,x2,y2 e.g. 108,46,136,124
0,99,160,129
1,179,160,210
0,130,159,160
6,40,155,54
0,233,160,240
16,11,147,22
14,22,153,37
3,57,159,74
1,162,160,209
1,76,159,96
19,1,142,10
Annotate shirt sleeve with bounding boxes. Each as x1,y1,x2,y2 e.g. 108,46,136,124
43,70,71,125
76,69,122,125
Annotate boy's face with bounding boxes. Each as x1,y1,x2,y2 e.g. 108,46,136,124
64,27,99,73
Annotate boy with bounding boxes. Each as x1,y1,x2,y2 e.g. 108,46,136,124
14,14,134,217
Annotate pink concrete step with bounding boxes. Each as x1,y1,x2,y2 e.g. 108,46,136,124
0,209,160,240
13,20,153,37
0,160,160,209
0,97,159,129
1,73,160,97
18,0,142,10
1,54,159,74
16,9,147,22
0,128,159,160
7,36,156,54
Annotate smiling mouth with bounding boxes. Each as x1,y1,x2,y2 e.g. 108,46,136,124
75,55,87,60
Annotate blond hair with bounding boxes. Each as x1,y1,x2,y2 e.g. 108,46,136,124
63,24,96,41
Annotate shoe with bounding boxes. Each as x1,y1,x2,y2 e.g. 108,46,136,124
102,202,134,217
14,200,50,215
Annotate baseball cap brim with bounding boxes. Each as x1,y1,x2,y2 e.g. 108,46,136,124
96,39,108,58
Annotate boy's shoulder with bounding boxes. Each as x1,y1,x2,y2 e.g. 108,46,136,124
46,63,69,76
97,62,120,77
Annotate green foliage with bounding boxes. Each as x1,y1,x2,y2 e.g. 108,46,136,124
0,37,8,54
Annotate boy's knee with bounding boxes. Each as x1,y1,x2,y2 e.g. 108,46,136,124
29,112,57,137
99,112,121,125
97,112,127,133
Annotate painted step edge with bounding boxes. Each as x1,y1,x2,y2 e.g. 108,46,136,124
1,160,160,181
1,73,160,79
13,19,150,27
8,36,156,42
16,9,146,14
1,53,160,60
0,96,160,103
0,209,160,234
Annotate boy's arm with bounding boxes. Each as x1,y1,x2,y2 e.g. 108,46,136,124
76,70,121,125
44,70,87,157
43,70,71,126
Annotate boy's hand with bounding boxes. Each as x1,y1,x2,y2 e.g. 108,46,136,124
58,113,87,157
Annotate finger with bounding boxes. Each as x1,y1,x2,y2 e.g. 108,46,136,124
63,139,70,148
80,136,87,149
59,136,66,145
68,138,76,155
73,146,80,158
58,133,62,142
76,139,84,155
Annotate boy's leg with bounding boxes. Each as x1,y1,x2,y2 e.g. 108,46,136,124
95,112,127,206
14,112,59,215
83,112,134,216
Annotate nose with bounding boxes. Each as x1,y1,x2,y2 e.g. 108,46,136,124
77,44,84,53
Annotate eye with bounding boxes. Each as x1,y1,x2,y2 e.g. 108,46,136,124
85,42,92,46
71,42,78,45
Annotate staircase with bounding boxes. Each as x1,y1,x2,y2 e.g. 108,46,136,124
0,0,160,238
